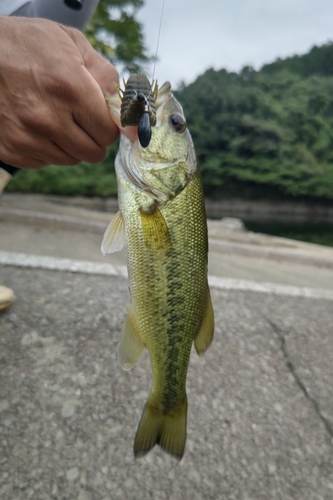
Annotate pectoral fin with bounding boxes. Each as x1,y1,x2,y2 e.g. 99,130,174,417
101,211,125,255
194,288,214,355
118,309,145,370
140,204,172,258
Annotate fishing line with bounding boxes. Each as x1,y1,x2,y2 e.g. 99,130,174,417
134,0,165,147
150,0,166,87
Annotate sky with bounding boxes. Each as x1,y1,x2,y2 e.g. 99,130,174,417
136,0,333,89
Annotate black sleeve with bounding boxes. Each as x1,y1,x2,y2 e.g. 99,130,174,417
11,0,99,30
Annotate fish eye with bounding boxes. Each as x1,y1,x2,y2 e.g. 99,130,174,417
169,114,186,133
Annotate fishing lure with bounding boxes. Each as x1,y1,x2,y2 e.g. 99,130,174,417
115,74,158,148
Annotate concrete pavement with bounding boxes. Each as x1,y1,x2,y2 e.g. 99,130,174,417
1,193,333,499
1,267,333,500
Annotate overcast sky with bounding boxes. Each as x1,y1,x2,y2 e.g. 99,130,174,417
136,0,333,89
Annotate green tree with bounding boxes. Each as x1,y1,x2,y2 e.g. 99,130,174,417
84,0,149,73
262,42,333,78
175,63,333,201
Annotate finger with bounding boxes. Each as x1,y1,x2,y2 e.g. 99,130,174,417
1,154,47,169
61,26,119,95
0,130,82,168
82,43,119,96
18,98,110,163
34,141,81,166
71,67,119,149
59,27,119,145
52,109,110,163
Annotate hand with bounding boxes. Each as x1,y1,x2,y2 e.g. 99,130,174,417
0,16,119,168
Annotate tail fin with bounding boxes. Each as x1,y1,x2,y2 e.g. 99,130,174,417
134,395,188,460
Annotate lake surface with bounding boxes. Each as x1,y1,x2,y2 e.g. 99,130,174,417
245,222,333,248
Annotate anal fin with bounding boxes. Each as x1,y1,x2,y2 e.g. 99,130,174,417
118,309,145,370
101,211,125,255
194,287,214,355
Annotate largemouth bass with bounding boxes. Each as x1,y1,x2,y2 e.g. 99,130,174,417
103,76,214,459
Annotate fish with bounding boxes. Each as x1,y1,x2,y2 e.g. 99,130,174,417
103,76,214,459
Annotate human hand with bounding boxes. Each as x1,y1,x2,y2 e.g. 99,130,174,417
0,16,119,168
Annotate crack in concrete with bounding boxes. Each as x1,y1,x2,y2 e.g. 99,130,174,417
265,317,333,439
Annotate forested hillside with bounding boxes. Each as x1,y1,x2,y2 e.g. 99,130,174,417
175,44,333,200
261,42,333,77
7,42,333,201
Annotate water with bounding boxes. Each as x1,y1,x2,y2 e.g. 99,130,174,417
245,222,333,248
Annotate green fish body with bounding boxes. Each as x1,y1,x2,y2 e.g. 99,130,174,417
103,81,214,459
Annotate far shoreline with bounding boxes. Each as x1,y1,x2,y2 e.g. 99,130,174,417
2,192,333,224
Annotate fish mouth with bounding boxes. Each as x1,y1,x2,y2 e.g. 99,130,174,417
108,77,193,200
118,133,176,200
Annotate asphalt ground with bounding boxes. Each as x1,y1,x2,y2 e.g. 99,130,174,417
1,194,333,499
